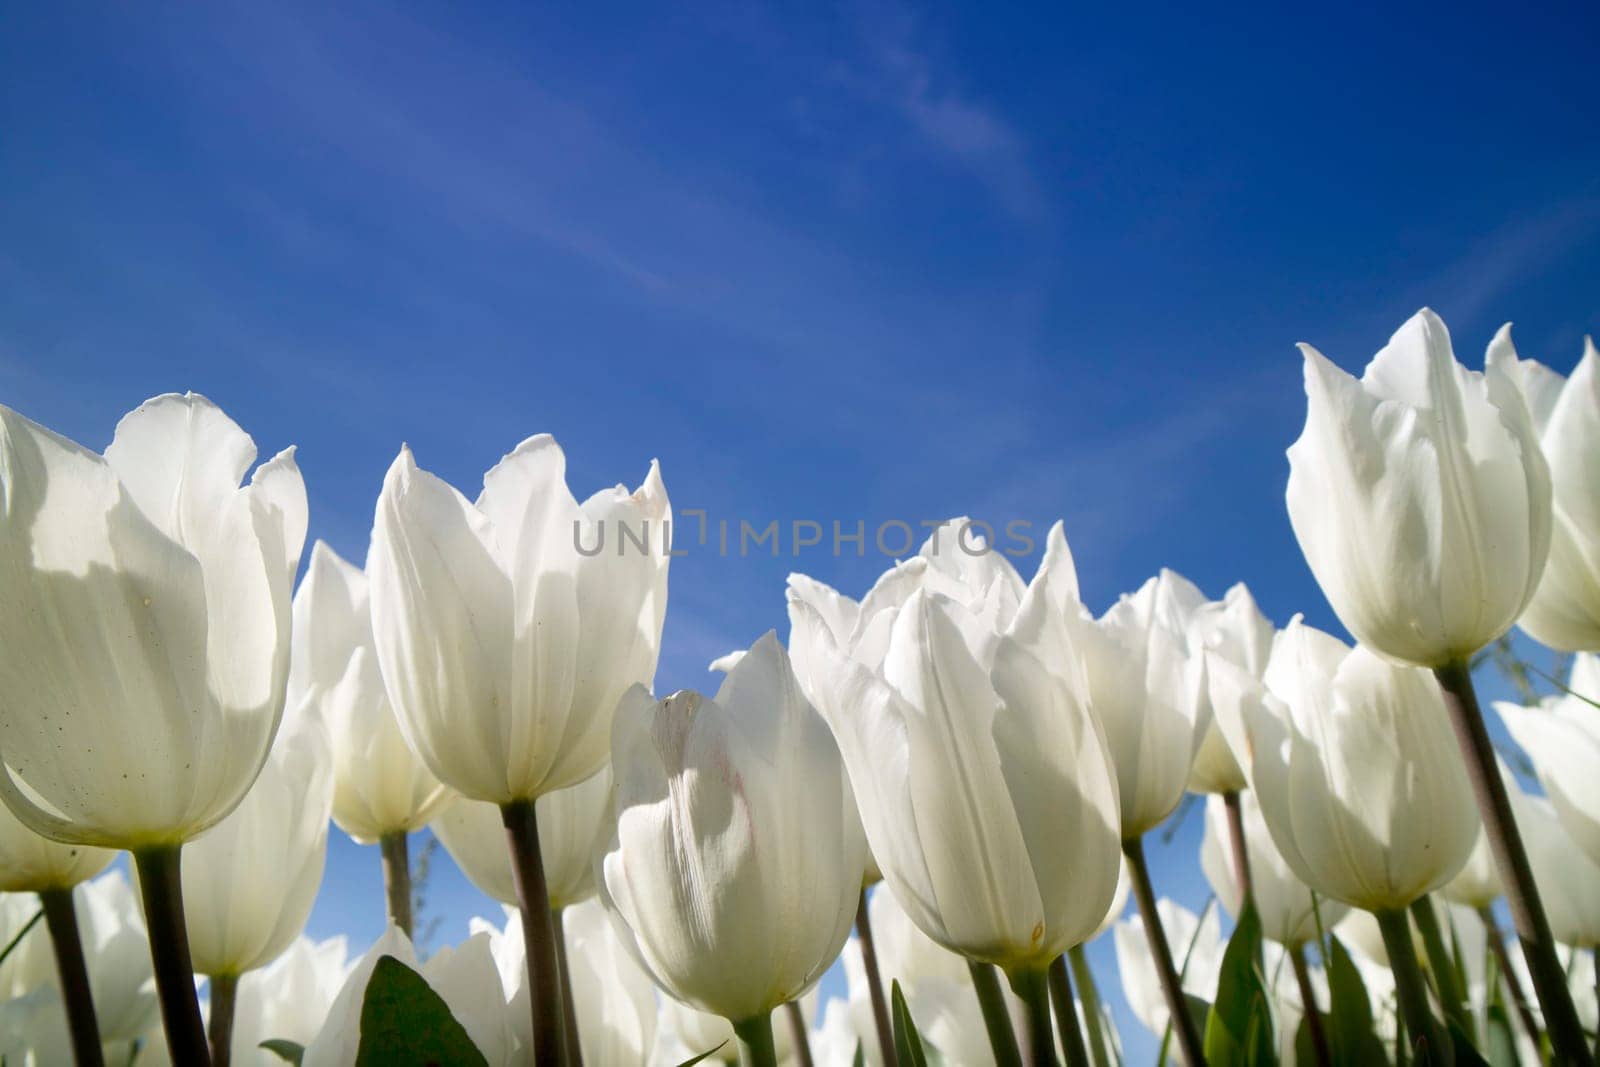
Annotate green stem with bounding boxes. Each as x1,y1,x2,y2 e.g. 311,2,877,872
970,960,1023,1067
1067,946,1112,1067
1410,898,1472,1042
40,888,104,1067
207,972,237,1067
501,800,564,1067
1006,965,1059,1067
1221,789,1254,907
1374,908,1449,1066
1434,658,1589,1064
1289,943,1331,1067
782,1001,813,1067
1046,956,1090,1067
132,846,209,1065
1123,835,1208,1067
855,890,898,1067
553,907,582,1066
732,1012,778,1067
378,830,412,939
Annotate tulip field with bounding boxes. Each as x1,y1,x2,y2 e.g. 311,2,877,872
0,308,1596,1067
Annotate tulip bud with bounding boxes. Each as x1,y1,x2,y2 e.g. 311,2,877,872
431,763,612,910
564,899,658,1066
176,710,334,978
1186,583,1275,795
0,800,113,894
290,542,447,843
1495,653,1600,868
1114,899,1224,1043
1217,617,1478,911
1518,791,1600,950
368,436,669,805
0,395,307,847
798,530,1122,969
1200,791,1349,947
1439,826,1500,910
1492,332,1600,652
226,936,350,1063
1286,309,1552,667
599,633,864,1023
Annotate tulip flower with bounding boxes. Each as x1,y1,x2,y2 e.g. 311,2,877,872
302,926,513,1067
0,394,307,1061
288,541,448,936
368,434,668,1063
1492,332,1600,652
1519,789,1600,951
226,936,350,1065
562,900,657,1066
599,634,864,1065
1114,900,1223,1054
175,711,333,1065
1495,652,1600,868
1200,791,1348,949
1186,583,1274,799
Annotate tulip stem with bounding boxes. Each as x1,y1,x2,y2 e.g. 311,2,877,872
854,889,898,1067
501,800,564,1067
208,973,237,1067
1067,946,1112,1067
1006,965,1059,1067
39,888,104,1067
1045,955,1089,1067
1122,835,1208,1067
378,830,412,939
1220,790,1254,905
970,961,1024,1067
552,908,582,1067
1476,906,1541,1050
732,1012,779,1067
133,845,210,1066
1374,908,1449,1065
1410,898,1472,1041
782,1001,814,1067
1289,944,1331,1067
1433,658,1589,1063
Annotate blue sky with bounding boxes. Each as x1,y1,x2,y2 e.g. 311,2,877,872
3,0,1598,1061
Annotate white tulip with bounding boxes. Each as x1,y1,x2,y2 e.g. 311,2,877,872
1439,826,1500,911
1075,569,1208,838
1495,653,1600,867
432,764,612,910
228,935,351,1064
302,926,513,1067
1114,899,1223,1044
1187,583,1275,795
654,994,816,1066
1519,790,1600,949
177,711,334,977
0,394,306,847
1493,332,1600,652
564,899,658,1067
28,872,161,1044
1287,308,1552,667
795,523,1122,968
600,633,863,1023
1200,791,1349,947
1216,617,1478,911
368,436,669,806
0,800,113,894
289,542,447,843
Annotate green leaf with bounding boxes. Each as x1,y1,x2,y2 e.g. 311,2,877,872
258,1039,305,1065
851,1041,865,1067
353,955,491,1067
1203,900,1277,1066
673,1042,729,1066
891,980,930,1067
1323,935,1389,1066
1448,1019,1492,1067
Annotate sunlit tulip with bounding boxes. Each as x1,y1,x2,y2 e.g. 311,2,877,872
227,935,350,1063
1286,309,1551,667
288,541,447,844
302,926,512,1067
654,994,816,1066
1440,826,1500,910
0,803,113,895
177,712,334,978
1214,617,1477,911
431,765,612,910
600,634,864,1025
1200,791,1349,946
368,435,669,806
1495,653,1600,867
1074,569,1207,838
1519,790,1600,949
0,394,307,847
1492,333,1600,652
794,527,1121,969
1187,583,1274,795
1114,899,1223,1045
564,900,658,1066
